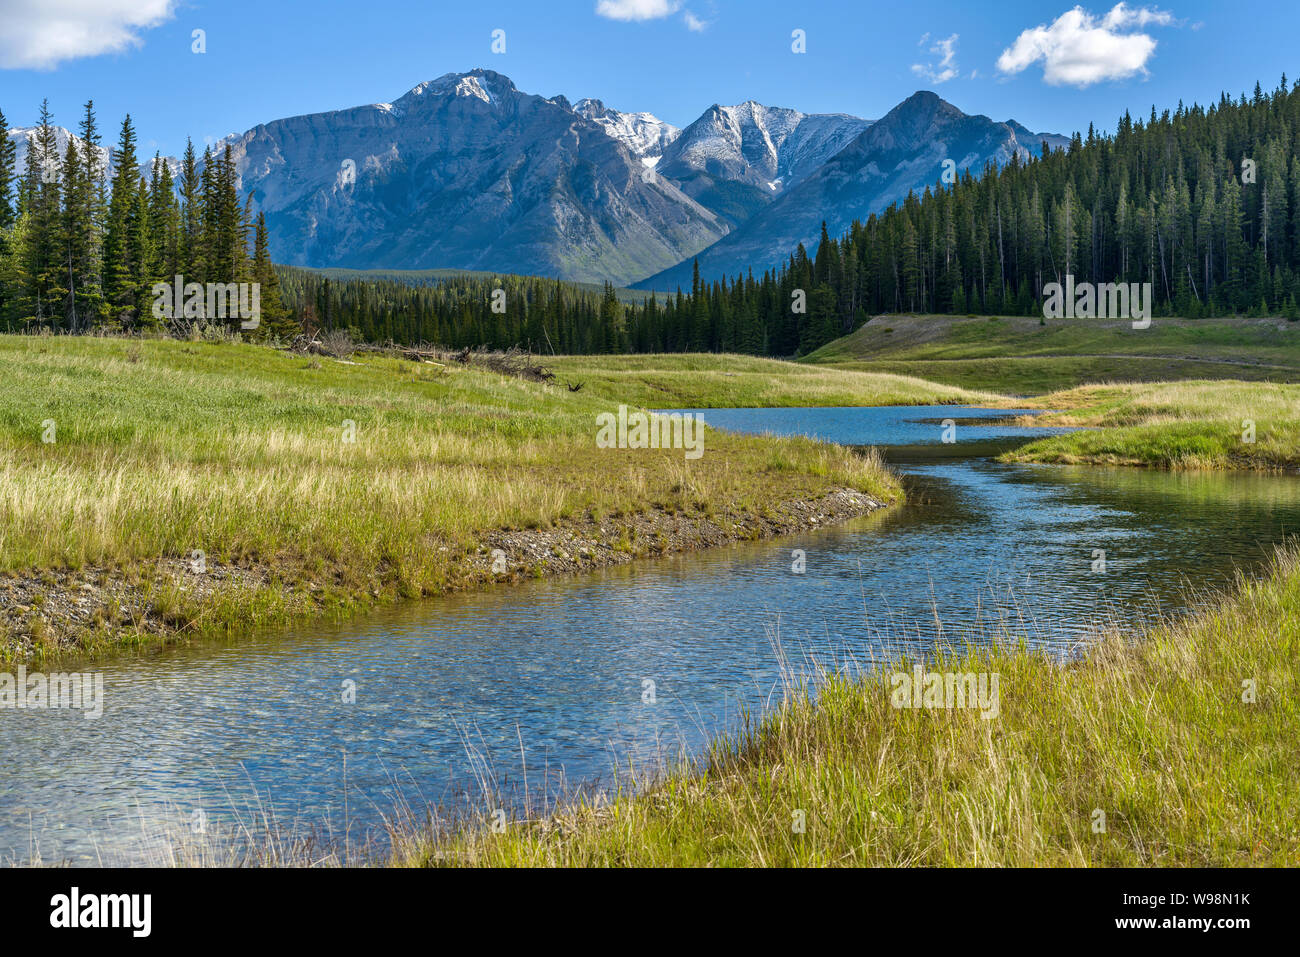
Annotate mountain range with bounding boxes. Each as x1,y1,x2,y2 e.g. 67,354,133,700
637,91,1068,291
7,124,172,186
6,69,1067,289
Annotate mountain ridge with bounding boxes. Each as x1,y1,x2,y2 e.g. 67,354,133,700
635,90,1069,291
227,68,727,286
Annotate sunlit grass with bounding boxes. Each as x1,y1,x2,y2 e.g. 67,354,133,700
804,314,1300,393
1004,380,1300,469
0,336,900,660
547,353,1002,408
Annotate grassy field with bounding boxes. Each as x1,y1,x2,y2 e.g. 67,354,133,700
1003,380,1300,470
804,315,1300,394
547,353,1000,408
399,546,1300,867
0,335,901,662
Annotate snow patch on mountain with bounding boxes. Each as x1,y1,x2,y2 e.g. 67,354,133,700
392,70,517,116
660,101,873,193
575,98,680,159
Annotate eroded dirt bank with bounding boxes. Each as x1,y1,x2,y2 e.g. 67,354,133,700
0,487,891,663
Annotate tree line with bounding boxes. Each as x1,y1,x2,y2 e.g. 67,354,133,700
4,77,1299,355
0,100,292,336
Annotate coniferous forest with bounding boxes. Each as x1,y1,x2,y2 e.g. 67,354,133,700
0,100,293,337
4,78,1300,356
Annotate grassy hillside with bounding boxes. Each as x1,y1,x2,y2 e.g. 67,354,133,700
548,353,1002,408
401,546,1300,867
803,315,1300,394
0,336,900,662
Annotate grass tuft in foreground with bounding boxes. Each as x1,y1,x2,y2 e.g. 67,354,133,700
398,547,1300,867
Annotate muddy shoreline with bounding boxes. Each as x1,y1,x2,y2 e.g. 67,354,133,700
0,486,892,664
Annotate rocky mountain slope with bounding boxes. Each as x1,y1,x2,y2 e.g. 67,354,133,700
228,70,726,286
573,98,680,162
655,101,872,228
637,92,1068,290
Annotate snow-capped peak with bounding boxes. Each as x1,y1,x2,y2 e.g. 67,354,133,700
453,75,494,105
660,100,872,192
574,98,680,159
394,70,517,114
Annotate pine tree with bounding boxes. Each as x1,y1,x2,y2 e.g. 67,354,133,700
59,137,94,330
128,175,153,326
178,139,202,282
103,114,139,325
0,105,18,324
24,100,65,327
251,211,294,338
75,100,106,323
0,107,16,234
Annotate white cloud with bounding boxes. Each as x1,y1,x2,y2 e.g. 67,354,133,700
0,0,177,70
595,0,682,21
1100,2,1174,28
912,33,960,85
683,10,707,32
997,3,1176,87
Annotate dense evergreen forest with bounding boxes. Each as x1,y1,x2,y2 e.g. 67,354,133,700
0,100,293,337
4,78,1300,355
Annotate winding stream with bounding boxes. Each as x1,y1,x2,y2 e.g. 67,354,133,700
3,406,1298,865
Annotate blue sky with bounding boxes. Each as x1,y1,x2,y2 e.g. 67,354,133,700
2,0,1298,155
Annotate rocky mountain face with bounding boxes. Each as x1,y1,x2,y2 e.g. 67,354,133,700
636,92,1069,291
573,98,680,162
655,102,872,228
228,70,725,286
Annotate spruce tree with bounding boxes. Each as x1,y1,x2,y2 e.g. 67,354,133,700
60,137,94,330
75,100,106,322
0,107,16,233
103,114,139,325
178,139,202,282
25,100,65,327
0,106,17,324
251,211,293,338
